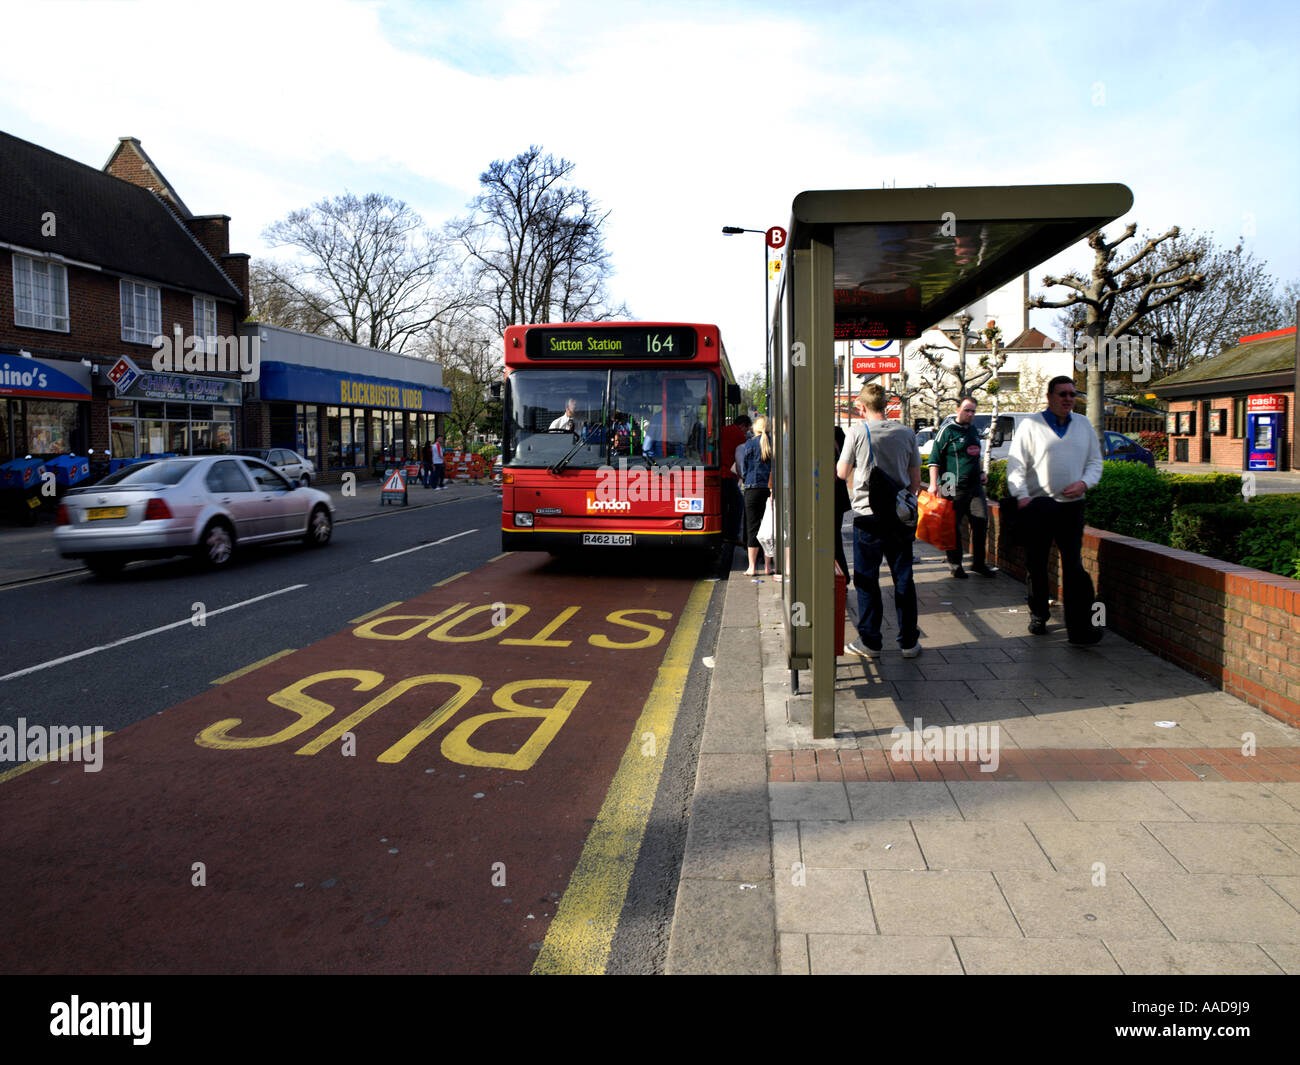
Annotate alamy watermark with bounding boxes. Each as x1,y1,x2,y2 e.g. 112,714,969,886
890,719,1001,773
152,324,260,382
1067,330,1153,384
0,718,103,772
595,460,705,510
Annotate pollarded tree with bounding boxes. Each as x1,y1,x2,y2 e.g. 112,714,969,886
1029,224,1205,435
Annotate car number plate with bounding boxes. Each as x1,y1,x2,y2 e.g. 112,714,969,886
87,507,127,520
583,533,631,546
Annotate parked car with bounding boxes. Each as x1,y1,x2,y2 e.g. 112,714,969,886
55,456,334,576
1103,431,1156,467
914,427,938,463
235,447,316,485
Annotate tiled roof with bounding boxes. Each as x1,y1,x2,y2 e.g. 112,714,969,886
1149,330,1297,388
0,130,242,301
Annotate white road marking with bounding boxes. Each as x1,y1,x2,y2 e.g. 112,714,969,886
370,528,477,563
0,584,308,682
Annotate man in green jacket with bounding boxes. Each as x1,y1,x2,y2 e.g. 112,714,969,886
927,395,994,579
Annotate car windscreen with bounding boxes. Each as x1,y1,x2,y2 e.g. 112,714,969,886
97,460,196,486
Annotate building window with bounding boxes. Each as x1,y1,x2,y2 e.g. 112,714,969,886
1232,396,1245,439
12,255,69,331
194,296,218,353
120,280,161,344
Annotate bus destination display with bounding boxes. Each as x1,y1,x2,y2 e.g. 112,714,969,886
525,326,696,359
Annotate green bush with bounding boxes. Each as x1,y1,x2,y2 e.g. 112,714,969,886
1165,472,1241,507
1170,502,1257,559
1083,461,1174,544
985,459,1008,501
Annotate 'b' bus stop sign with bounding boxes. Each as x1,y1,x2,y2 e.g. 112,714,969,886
770,183,1134,738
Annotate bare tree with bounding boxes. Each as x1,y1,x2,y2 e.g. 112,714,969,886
1050,231,1283,379
246,258,333,333
448,146,628,331
260,193,466,353
1029,224,1206,435
412,315,501,449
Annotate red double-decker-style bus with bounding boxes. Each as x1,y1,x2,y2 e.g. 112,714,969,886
501,321,739,554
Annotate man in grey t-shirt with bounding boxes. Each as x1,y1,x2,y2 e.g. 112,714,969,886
836,383,922,658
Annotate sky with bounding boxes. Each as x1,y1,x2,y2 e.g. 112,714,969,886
3,0,1297,379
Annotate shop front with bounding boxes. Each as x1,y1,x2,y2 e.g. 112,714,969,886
0,352,93,463
109,361,242,459
240,324,450,480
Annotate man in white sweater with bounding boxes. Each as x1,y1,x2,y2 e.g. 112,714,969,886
1005,376,1104,643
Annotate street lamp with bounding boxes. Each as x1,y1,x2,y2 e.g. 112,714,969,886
722,225,771,412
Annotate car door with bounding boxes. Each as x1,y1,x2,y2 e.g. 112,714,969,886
203,459,260,541
240,458,300,536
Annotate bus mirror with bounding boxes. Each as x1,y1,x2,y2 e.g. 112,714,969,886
727,383,742,405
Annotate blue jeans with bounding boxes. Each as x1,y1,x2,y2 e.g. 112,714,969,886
852,514,919,650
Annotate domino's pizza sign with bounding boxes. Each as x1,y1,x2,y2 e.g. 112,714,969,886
107,356,140,394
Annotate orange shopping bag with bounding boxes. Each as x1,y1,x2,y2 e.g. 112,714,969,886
916,490,957,551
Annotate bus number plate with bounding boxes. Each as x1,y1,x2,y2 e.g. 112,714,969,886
583,533,631,546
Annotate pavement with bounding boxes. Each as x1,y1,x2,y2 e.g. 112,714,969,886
0,473,495,587
665,534,1300,976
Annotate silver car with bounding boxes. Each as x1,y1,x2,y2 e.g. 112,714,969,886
235,447,316,486
55,456,334,576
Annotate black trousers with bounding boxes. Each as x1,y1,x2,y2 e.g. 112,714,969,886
946,486,987,568
1020,498,1096,639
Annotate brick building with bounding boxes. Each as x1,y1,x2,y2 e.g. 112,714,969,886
1148,326,1298,471
1,132,250,468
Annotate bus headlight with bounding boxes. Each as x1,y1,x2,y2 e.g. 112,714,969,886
514,512,534,527
683,515,704,530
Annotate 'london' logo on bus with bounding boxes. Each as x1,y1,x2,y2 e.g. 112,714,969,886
587,494,631,512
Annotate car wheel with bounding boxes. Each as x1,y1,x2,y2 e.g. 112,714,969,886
300,473,311,487
86,556,125,578
196,520,235,569
304,505,332,547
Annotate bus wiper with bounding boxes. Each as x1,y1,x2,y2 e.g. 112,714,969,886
550,427,595,474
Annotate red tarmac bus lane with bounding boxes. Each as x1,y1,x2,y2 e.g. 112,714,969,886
0,552,702,974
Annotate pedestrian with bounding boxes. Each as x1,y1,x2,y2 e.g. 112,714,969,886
740,415,773,576
836,383,922,658
432,434,446,490
833,425,851,584
721,414,751,544
928,394,994,578
1005,375,1104,643
421,439,433,489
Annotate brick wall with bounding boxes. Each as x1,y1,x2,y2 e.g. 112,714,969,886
1166,392,1295,469
984,503,1300,729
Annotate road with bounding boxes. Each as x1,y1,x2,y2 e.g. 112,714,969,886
0,492,722,973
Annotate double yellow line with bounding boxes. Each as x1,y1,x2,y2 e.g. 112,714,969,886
531,579,712,975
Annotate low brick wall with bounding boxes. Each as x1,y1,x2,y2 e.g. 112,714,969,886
982,502,1300,730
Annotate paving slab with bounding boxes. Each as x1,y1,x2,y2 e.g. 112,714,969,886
955,936,1122,975
799,820,926,870
946,781,1077,821
845,781,964,821
867,870,1021,937
1051,781,1193,822
1026,822,1184,873
1125,872,1300,943
1105,938,1287,975
995,869,1172,940
769,781,850,821
808,934,964,975
1154,782,1300,823
913,821,1055,872
774,868,876,934
1144,822,1300,876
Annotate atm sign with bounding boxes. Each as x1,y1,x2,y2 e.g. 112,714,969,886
1247,395,1286,413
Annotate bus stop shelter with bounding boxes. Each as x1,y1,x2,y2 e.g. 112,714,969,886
769,183,1134,738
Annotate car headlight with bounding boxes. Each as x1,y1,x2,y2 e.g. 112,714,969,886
683,515,703,530
514,512,534,527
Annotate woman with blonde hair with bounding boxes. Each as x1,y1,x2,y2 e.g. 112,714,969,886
739,415,774,576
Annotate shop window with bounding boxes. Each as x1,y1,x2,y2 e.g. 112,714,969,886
120,280,161,345
111,420,136,459
12,255,69,332
24,399,79,455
